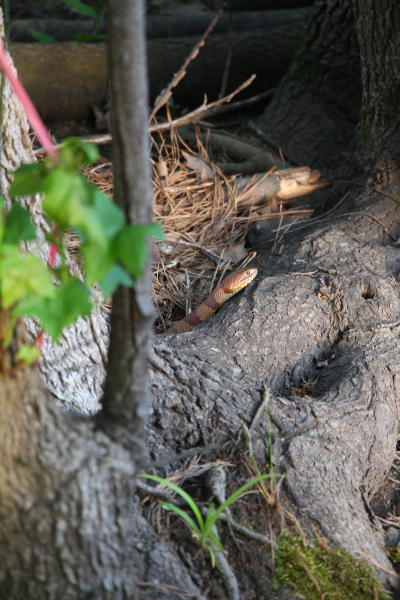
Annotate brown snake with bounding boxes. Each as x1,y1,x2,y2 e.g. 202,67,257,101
164,266,258,334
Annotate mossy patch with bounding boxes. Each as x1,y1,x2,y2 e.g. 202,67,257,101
387,546,400,564
273,530,390,600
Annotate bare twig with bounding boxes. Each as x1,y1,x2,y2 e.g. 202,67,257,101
150,74,256,133
249,387,271,434
150,10,223,120
41,85,276,154
206,87,276,119
218,30,232,100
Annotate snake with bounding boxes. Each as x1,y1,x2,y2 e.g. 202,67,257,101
164,266,258,334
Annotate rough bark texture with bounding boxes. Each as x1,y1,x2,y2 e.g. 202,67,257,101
0,365,205,600
353,0,400,164
147,181,400,591
101,0,153,444
1,29,107,414
0,9,204,599
257,0,361,170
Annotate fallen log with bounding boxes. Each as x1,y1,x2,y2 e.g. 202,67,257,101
9,10,309,121
9,8,311,41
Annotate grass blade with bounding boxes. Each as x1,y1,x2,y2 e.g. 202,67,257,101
139,473,205,529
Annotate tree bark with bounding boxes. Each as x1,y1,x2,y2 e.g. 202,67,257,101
353,0,400,165
0,7,203,598
257,0,361,170
101,0,154,446
1,24,107,414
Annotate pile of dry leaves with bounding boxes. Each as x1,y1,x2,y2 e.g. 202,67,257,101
82,130,316,331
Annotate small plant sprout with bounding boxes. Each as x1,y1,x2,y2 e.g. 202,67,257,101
139,472,279,567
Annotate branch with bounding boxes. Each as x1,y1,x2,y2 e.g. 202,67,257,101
150,10,222,120
100,0,154,446
150,74,256,133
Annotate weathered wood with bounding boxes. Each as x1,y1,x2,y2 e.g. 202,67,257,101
9,8,311,41
149,182,400,589
9,9,309,121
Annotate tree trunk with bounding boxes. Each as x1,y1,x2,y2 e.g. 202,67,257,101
100,0,154,445
353,0,400,165
0,6,202,598
3,0,400,598
257,0,361,170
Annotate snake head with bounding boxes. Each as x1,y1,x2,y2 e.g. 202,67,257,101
223,266,258,294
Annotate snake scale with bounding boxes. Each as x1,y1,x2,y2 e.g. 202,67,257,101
164,266,258,334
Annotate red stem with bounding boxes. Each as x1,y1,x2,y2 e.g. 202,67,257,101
0,43,58,158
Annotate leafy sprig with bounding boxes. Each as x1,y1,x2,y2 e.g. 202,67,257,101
0,137,162,361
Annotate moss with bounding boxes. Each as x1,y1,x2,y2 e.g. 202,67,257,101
386,546,400,564
273,530,390,600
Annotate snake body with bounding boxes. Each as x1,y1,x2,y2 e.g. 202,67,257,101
165,266,258,334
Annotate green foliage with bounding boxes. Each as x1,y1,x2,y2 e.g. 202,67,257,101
386,546,400,563
2,202,36,244
14,281,92,340
140,472,278,568
273,530,390,600
0,137,163,364
63,0,101,20
63,0,106,43
27,28,56,44
0,245,54,308
16,345,40,365
26,2,106,44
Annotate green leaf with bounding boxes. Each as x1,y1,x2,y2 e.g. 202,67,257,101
161,503,200,534
14,280,92,340
16,344,40,365
62,0,100,19
43,169,106,247
99,265,133,297
92,190,125,238
0,196,5,242
113,223,164,278
139,474,204,529
76,32,107,42
59,137,99,169
81,241,113,285
3,202,36,244
27,27,56,43
0,245,54,308
206,474,279,534
10,163,49,196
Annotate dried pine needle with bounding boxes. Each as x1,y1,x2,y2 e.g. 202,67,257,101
80,131,312,331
